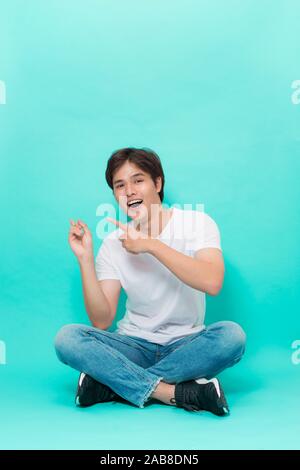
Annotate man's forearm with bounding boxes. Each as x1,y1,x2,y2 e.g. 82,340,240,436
78,259,112,328
148,239,221,295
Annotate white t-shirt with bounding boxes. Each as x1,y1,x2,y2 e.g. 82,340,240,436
95,207,222,345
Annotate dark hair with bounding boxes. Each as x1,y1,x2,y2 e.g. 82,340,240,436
105,147,165,202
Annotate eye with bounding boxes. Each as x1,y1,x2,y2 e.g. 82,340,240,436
116,183,124,188
135,179,143,183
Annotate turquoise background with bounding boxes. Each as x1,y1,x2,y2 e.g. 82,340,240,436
1,0,300,450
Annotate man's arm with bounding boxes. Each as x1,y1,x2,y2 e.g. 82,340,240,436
79,259,121,329
148,241,224,296
69,219,121,328
105,217,224,296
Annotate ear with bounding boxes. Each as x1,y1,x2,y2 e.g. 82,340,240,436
155,176,162,193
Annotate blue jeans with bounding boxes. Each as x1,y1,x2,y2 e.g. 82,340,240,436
54,320,246,408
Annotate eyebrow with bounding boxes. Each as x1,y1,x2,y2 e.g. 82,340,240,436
113,172,146,186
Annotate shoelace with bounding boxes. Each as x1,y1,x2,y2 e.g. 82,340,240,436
80,375,117,404
183,386,206,411
176,381,220,412
181,402,202,412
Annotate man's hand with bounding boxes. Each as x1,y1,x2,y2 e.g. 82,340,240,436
69,219,94,263
106,217,152,255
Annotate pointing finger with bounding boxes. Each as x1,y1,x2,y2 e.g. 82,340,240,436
107,217,128,232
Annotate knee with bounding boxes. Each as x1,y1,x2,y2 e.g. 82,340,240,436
54,323,85,362
216,321,246,358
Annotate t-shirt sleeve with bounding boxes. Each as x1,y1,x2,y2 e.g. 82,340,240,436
95,239,120,281
193,212,222,252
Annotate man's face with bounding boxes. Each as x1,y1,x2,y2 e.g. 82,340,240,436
112,161,162,221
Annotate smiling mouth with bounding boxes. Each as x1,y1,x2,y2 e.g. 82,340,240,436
127,199,143,209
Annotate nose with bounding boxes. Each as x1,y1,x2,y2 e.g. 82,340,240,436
126,183,136,197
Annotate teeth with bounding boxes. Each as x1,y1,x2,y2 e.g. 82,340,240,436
128,199,143,206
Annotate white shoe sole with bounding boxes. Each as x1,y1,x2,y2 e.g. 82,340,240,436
75,372,86,406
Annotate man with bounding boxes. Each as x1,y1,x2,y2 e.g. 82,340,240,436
55,147,246,416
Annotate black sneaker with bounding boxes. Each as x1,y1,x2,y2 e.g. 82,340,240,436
173,378,230,416
75,373,119,407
